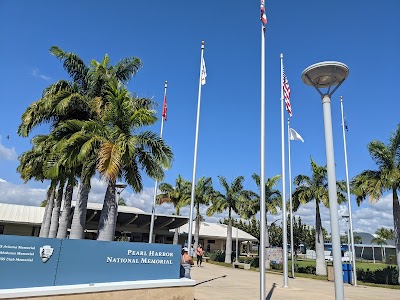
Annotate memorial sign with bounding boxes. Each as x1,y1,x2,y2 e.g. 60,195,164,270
0,235,181,289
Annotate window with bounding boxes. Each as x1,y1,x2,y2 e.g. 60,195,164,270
207,239,215,244
0,225,4,234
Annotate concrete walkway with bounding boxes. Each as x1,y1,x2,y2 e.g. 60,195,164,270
191,262,399,300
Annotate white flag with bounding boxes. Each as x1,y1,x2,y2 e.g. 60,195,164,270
201,57,207,85
289,128,304,142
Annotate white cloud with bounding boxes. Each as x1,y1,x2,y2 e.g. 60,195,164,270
292,194,394,235
1,175,395,237
0,179,47,206
0,136,17,161
32,68,51,81
351,194,393,233
125,187,156,213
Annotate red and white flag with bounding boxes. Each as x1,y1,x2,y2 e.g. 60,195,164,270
282,66,292,117
260,0,267,26
162,94,167,121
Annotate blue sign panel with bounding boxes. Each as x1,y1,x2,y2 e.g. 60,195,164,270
55,239,181,285
0,235,62,289
0,235,181,289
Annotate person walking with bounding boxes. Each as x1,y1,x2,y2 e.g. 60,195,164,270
196,244,204,267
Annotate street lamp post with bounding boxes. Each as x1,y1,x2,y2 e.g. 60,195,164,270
302,61,349,300
236,224,239,262
114,183,127,239
342,215,350,251
115,183,127,206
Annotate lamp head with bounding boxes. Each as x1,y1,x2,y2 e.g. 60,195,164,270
302,61,349,88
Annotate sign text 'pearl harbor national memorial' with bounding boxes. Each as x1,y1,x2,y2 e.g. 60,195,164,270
107,249,175,264
0,235,182,290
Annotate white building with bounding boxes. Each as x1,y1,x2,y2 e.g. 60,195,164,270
0,203,258,252
0,202,187,243
178,221,258,253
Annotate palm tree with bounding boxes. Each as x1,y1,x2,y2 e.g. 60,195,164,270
58,48,143,240
157,175,191,244
191,177,214,253
371,236,386,263
251,174,282,246
354,235,362,244
351,126,400,281
371,228,394,262
292,158,346,276
53,119,101,239
18,46,143,240
251,174,281,269
39,133,80,239
94,81,173,241
17,135,58,238
207,176,256,263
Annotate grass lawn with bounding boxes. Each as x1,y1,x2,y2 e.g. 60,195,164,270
291,259,398,272
207,259,400,289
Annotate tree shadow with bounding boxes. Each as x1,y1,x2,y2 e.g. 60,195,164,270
266,283,276,300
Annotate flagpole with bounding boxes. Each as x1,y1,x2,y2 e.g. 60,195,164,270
259,20,266,300
280,53,289,288
288,118,295,279
188,41,205,250
340,96,357,285
149,80,168,243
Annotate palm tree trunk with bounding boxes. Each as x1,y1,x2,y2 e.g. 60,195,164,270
39,186,55,237
56,179,74,238
392,189,400,282
97,181,117,241
173,207,180,245
193,214,201,257
69,183,90,239
193,204,201,256
372,246,375,263
173,228,179,245
265,215,271,270
225,217,233,263
48,182,65,238
315,202,327,276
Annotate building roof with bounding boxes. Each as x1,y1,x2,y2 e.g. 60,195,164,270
0,202,188,231
72,201,145,214
354,231,395,246
0,203,45,225
178,221,258,242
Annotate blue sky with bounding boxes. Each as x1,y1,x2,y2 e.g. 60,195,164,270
0,1,399,235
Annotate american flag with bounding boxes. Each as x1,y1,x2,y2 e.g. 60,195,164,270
162,95,167,121
260,0,267,26
282,66,292,117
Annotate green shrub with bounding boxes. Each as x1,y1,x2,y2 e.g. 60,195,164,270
357,266,399,285
238,256,259,268
210,250,225,262
285,263,315,274
297,265,316,274
271,262,283,271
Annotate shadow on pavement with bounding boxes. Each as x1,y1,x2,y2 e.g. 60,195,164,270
194,275,227,286
266,283,276,300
